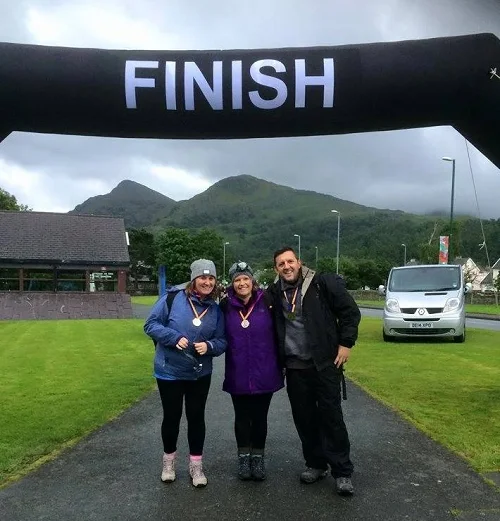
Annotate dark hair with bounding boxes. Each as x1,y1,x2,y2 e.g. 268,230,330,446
273,246,298,266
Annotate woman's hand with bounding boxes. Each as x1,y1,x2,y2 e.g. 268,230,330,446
176,337,189,349
193,342,208,355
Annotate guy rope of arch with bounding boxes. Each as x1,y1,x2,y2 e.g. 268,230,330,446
0,32,499,169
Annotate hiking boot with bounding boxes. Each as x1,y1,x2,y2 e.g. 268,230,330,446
189,460,208,487
251,455,266,481
300,467,328,484
238,454,252,481
335,477,354,496
161,453,176,483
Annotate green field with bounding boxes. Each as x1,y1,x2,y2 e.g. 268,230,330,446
1,316,499,488
131,295,159,306
0,319,154,486
348,317,500,473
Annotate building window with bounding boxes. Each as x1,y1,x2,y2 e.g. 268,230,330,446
56,270,86,292
23,269,54,291
0,268,20,291
90,272,118,292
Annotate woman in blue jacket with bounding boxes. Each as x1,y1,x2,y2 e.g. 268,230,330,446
220,261,283,481
144,259,226,488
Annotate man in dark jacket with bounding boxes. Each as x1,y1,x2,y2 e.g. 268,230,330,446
268,246,361,496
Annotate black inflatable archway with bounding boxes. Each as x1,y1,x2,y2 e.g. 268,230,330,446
1,33,499,167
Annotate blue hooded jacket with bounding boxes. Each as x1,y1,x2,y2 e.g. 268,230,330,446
144,289,227,381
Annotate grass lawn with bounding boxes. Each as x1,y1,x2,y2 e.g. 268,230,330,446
131,295,159,306
348,317,500,474
1,316,499,487
355,299,500,316
0,319,154,487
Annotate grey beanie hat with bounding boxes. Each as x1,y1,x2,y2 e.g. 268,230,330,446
228,261,254,282
190,259,217,281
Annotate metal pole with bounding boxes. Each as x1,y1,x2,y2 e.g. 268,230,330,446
402,243,406,265
315,246,318,269
336,213,340,274
294,234,301,259
449,159,456,261
223,241,229,280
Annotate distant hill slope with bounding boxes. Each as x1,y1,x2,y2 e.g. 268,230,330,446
69,175,500,267
69,180,177,228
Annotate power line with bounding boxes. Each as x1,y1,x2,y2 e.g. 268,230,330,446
464,138,491,269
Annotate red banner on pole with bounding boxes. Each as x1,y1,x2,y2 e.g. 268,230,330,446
439,236,449,264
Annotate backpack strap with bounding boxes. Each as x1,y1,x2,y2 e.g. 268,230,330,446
314,277,348,401
151,290,181,349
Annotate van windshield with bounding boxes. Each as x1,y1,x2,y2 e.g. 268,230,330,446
388,266,461,292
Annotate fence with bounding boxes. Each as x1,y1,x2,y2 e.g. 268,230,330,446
350,289,499,305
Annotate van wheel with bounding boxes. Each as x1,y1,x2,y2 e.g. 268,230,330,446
383,331,394,342
453,330,465,343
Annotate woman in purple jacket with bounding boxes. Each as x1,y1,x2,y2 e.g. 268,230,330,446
220,261,284,481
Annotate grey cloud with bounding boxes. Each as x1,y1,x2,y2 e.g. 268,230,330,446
0,0,499,217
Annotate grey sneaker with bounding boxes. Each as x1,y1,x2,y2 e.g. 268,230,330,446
300,467,328,484
161,454,176,482
189,460,208,487
250,455,266,481
336,477,354,496
238,454,252,481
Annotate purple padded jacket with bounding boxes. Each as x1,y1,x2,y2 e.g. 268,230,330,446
221,287,284,395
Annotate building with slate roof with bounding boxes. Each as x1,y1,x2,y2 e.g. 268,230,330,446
0,211,133,319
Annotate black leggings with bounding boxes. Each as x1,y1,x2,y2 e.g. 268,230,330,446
231,393,273,451
156,375,211,456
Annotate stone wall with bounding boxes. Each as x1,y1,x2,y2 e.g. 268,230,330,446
0,292,133,320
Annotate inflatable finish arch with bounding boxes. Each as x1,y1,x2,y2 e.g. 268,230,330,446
0,33,499,167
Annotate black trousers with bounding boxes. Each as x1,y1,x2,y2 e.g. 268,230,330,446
231,393,273,451
286,366,353,478
156,375,211,456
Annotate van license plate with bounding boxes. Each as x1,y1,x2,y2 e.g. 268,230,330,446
411,322,433,328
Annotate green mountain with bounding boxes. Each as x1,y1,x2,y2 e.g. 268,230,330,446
70,179,177,228
70,175,500,267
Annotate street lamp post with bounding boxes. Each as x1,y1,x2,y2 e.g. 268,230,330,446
401,243,407,265
293,234,301,259
331,210,340,274
223,241,229,281
442,156,456,261
315,245,318,269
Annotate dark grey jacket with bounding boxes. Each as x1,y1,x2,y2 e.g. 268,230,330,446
268,267,361,371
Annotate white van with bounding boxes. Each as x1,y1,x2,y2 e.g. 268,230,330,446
378,264,472,343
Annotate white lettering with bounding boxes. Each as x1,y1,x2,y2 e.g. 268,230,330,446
249,60,287,110
125,61,159,109
165,61,177,110
232,61,243,110
184,61,223,110
295,58,334,108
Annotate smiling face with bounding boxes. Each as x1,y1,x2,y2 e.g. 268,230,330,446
232,274,253,301
274,249,302,284
193,275,216,298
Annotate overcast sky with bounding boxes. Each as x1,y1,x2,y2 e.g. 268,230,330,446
1,0,500,218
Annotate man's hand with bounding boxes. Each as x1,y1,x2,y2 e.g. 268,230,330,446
334,345,351,368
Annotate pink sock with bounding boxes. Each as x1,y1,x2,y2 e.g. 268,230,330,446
165,452,176,460
190,455,202,462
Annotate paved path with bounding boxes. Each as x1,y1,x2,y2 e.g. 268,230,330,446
1,359,499,521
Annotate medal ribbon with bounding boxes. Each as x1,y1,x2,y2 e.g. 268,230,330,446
188,298,209,322
283,287,298,314
239,301,257,323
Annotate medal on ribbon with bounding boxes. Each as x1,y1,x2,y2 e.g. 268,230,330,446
239,301,256,329
284,287,298,322
188,298,209,327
